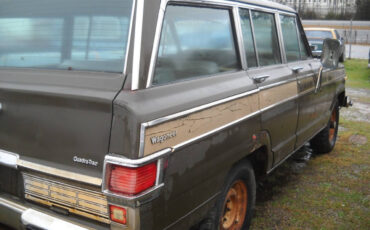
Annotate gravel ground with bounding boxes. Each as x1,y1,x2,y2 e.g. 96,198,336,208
341,87,370,123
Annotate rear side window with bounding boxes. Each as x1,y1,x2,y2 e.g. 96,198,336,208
239,9,257,68
279,15,300,62
153,5,239,86
251,11,281,66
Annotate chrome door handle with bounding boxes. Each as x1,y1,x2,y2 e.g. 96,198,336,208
291,66,304,73
252,75,270,84
0,103,2,112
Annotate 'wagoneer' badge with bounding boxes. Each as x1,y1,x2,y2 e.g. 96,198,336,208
151,131,177,145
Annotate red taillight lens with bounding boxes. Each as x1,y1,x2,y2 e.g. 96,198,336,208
110,205,127,225
108,162,157,195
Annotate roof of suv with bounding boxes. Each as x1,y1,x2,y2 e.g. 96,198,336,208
236,0,295,13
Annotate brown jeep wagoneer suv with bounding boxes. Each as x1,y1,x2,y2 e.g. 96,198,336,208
0,0,350,229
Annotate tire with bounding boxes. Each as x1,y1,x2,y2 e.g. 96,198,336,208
201,160,256,230
339,52,345,62
310,102,339,154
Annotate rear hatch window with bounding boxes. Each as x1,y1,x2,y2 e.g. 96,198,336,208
0,0,133,72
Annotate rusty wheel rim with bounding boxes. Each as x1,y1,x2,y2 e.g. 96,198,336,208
220,180,247,230
329,109,337,142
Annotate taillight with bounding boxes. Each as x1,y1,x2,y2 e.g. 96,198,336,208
108,162,157,196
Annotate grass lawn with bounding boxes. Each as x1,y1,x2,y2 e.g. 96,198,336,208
250,119,370,229
344,59,370,89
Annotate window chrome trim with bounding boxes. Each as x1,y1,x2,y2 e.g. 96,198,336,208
146,0,167,88
233,7,247,70
123,0,137,76
294,16,303,60
132,0,145,90
248,9,260,67
275,13,286,64
145,0,295,88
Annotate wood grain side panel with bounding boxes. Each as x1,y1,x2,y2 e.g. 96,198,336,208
143,93,259,156
259,81,298,108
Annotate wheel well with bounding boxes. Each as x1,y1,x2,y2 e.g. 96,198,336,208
338,91,346,107
247,146,269,180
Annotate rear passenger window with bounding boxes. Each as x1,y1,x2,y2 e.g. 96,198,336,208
239,9,257,68
153,5,239,85
279,15,300,62
251,11,281,66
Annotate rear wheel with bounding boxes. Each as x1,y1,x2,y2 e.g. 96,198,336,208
214,161,256,230
310,102,339,154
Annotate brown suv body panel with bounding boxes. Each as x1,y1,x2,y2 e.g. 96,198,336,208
0,1,346,230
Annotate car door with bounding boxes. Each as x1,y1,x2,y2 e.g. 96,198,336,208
243,9,299,164
278,14,320,149
280,15,329,148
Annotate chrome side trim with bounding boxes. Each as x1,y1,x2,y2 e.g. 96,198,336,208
259,78,296,90
138,85,299,157
233,7,247,70
172,110,260,151
108,148,171,168
138,89,260,157
0,149,19,169
18,159,102,186
22,209,88,230
131,0,145,90
260,95,298,113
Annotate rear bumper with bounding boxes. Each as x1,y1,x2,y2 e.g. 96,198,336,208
0,194,93,230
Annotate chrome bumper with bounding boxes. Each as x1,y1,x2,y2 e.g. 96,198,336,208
0,195,90,230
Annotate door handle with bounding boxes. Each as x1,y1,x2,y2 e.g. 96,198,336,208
252,75,270,84
315,66,323,93
291,66,304,73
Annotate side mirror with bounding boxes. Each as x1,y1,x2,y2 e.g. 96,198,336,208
321,38,340,69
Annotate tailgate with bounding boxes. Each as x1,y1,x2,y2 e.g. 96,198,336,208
0,68,123,183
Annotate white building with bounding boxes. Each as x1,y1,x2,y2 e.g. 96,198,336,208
272,0,356,17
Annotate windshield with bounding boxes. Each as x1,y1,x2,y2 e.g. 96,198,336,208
0,0,133,72
305,30,333,39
